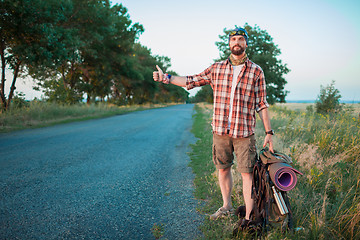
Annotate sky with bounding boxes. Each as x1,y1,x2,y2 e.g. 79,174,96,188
11,0,360,101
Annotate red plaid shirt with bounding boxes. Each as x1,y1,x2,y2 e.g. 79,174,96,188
186,58,269,138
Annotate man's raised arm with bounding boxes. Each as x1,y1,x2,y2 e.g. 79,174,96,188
153,65,187,87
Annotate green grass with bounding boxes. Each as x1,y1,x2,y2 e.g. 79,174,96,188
188,103,360,239
188,104,238,239
0,101,175,133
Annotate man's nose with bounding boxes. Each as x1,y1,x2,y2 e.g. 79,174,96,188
234,39,242,44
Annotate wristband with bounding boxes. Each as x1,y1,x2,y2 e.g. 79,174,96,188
163,73,171,84
265,129,274,135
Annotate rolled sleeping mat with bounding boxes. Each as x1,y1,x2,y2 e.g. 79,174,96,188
268,163,303,191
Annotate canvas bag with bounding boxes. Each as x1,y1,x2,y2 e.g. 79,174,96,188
259,147,293,165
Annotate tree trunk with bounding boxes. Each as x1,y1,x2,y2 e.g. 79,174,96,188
0,40,7,110
87,93,90,104
6,60,21,110
61,64,68,89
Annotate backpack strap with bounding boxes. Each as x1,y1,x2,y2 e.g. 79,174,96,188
264,170,272,229
252,159,270,226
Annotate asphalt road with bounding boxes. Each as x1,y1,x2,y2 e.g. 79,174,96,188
0,104,203,239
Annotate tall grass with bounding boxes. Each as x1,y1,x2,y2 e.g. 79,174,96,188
189,103,360,239
270,105,360,240
0,101,173,133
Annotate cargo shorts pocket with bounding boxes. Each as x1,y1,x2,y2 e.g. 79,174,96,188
248,135,257,167
212,134,234,169
234,134,257,173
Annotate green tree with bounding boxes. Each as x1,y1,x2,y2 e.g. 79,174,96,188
215,23,290,104
156,82,189,103
118,44,158,104
11,91,29,109
37,77,83,103
2,0,186,106
315,80,342,114
76,1,143,103
0,0,73,110
32,1,144,104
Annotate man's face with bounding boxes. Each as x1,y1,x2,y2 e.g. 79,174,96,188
229,35,247,56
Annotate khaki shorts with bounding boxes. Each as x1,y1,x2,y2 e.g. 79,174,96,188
212,134,257,173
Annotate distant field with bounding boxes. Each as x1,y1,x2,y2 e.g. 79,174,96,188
275,102,313,111
276,102,360,116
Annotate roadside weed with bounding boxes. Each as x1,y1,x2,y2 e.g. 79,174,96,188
151,223,165,239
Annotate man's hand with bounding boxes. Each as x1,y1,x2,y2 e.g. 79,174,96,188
153,65,187,87
153,65,164,82
263,134,274,153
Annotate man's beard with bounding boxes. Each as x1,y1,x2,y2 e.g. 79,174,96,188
230,45,245,56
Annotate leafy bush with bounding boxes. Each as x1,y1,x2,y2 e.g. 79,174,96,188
315,80,342,114
10,92,30,109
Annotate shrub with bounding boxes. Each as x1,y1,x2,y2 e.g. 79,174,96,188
10,92,30,109
315,80,342,114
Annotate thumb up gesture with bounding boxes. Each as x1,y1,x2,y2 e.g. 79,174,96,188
153,65,164,82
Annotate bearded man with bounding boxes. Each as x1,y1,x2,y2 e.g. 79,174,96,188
153,27,274,229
